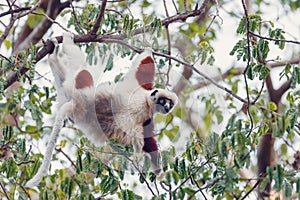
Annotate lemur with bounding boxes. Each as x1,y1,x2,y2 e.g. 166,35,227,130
25,33,178,187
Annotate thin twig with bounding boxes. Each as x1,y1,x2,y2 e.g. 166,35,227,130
163,0,172,85
68,0,85,34
0,182,10,200
241,0,254,137
0,1,17,47
250,31,300,45
202,0,222,40
172,0,179,13
173,156,215,193
0,53,11,63
154,179,160,197
184,0,188,12
109,143,158,197
162,0,210,26
90,0,107,35
240,179,261,200
15,0,43,19
31,11,70,32
17,160,35,166
0,6,31,18
19,184,31,200
55,147,77,169
252,81,264,104
153,51,248,104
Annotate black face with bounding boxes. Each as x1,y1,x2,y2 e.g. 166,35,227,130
155,97,174,114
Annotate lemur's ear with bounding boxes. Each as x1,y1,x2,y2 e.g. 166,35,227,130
75,70,94,89
134,49,155,90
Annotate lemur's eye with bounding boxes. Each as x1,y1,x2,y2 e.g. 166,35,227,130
170,101,174,108
159,98,165,105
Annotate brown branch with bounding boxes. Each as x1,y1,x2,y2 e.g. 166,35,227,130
193,58,298,91
0,182,10,200
171,0,179,14
0,6,31,18
277,79,292,97
13,0,71,53
265,72,292,106
154,51,248,104
90,0,107,36
4,39,55,90
2,0,225,94
14,0,44,19
250,31,300,45
163,0,172,85
0,1,16,47
4,36,248,106
68,0,84,34
193,67,244,90
173,0,215,95
162,0,210,26
269,58,300,68
240,179,261,200
12,0,47,51
241,0,254,136
252,81,265,104
55,147,77,169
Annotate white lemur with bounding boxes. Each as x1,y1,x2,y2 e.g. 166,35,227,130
25,33,178,187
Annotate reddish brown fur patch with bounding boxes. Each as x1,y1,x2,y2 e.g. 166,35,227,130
136,56,155,90
143,118,159,168
75,70,94,89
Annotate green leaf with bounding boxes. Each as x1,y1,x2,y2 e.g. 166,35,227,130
76,151,83,173
142,154,151,174
27,8,45,29
247,65,254,80
164,126,179,142
3,158,18,178
172,171,180,185
284,180,293,197
267,167,273,183
25,125,38,133
257,39,270,60
267,102,277,111
215,110,223,124
291,67,300,89
4,39,11,50
104,53,114,72
236,16,246,34
259,176,270,192
296,179,300,198
274,164,284,190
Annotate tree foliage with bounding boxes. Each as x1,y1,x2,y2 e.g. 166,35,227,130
0,0,299,199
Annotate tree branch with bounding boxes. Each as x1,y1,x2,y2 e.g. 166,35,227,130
13,0,70,53
193,67,244,90
0,6,31,18
250,31,300,45
241,0,254,136
90,0,107,36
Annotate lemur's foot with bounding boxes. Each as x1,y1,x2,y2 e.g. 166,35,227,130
50,38,59,54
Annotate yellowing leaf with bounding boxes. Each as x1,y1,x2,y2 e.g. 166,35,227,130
27,8,45,29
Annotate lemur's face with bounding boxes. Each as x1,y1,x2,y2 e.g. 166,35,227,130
150,89,177,114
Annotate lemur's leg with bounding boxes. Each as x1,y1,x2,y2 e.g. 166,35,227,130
61,33,85,69
142,118,161,174
25,101,73,187
48,38,66,86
